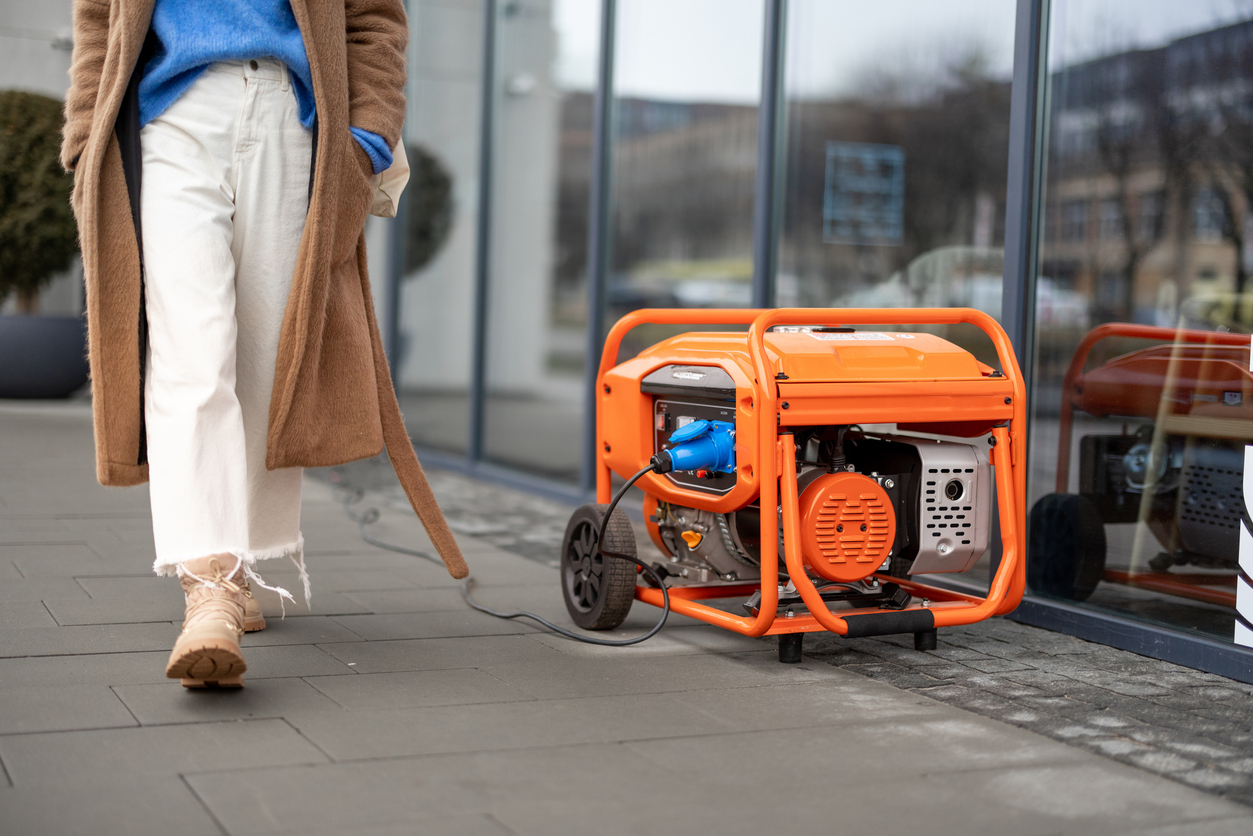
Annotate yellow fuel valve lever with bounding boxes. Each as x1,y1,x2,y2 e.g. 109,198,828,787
680,530,703,549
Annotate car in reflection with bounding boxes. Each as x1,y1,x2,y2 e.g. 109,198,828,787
607,259,753,317
828,246,1090,328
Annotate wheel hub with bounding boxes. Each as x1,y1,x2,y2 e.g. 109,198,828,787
566,521,602,611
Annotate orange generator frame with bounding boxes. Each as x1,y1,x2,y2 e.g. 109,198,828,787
572,308,1027,660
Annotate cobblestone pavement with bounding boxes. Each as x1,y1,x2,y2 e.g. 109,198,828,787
806,623,1253,806
330,458,1253,808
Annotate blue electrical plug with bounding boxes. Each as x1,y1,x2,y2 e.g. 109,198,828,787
650,419,736,475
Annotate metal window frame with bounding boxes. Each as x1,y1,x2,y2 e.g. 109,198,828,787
467,0,499,464
579,0,619,493
751,0,788,309
1001,0,1049,384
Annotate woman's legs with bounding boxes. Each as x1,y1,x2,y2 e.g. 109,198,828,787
140,60,311,685
230,60,311,590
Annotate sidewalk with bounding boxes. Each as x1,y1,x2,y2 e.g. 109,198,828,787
1,401,1251,835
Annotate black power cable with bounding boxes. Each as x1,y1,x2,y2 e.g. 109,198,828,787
333,462,673,646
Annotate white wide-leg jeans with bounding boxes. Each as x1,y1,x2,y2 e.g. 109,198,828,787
141,59,309,592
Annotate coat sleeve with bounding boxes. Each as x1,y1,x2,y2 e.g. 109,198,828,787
61,0,111,172
343,0,408,150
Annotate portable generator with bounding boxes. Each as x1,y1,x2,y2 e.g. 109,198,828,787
558,308,1027,662
1032,322,1251,608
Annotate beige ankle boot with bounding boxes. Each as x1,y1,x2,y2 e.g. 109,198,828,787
165,554,248,688
242,581,266,632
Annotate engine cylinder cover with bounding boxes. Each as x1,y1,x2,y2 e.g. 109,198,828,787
800,472,896,583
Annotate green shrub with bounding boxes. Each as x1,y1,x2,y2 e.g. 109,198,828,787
0,91,77,311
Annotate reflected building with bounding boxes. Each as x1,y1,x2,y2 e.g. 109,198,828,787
1040,18,1253,332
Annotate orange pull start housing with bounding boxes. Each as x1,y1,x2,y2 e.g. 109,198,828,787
799,472,896,583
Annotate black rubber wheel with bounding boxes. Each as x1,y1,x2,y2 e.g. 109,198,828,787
1028,493,1107,601
561,503,637,630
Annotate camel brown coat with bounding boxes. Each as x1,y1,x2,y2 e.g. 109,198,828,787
62,0,467,579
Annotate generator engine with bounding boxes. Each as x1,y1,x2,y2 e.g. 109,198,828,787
646,409,992,588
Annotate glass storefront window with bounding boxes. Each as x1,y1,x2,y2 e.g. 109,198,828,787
480,0,602,481
394,0,485,455
778,0,1019,588
1027,2,1253,647
779,0,1017,320
607,0,765,360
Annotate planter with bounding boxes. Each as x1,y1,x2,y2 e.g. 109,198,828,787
0,315,89,399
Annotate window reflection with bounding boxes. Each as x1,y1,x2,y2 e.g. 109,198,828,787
481,0,601,481
780,0,1016,319
394,0,485,455
607,0,765,361
1028,3,1253,646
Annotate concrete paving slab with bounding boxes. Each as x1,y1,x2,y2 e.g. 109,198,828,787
0,622,176,657
0,600,57,628
43,594,185,625
330,610,542,641
299,815,515,836
1134,817,1253,835
0,651,171,687
481,650,838,700
283,673,947,764
3,542,139,577
184,741,674,836
305,669,536,710
0,775,223,836
317,634,567,673
113,678,344,725
73,575,179,598
237,644,357,679
627,717,1086,786
237,615,364,646
343,585,518,614
247,586,372,618
246,569,419,593
489,776,1248,836
299,551,430,571
0,718,327,783
281,691,741,761
0,532,81,549
0,684,137,734
524,622,772,658
0,576,89,602
388,553,563,589
927,761,1253,834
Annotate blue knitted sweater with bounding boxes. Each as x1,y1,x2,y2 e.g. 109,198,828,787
139,0,393,173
